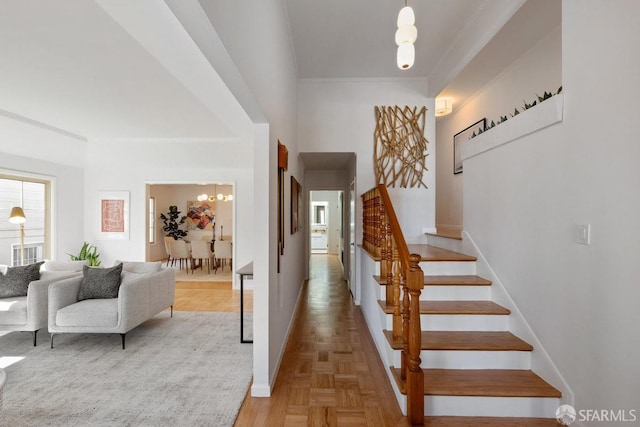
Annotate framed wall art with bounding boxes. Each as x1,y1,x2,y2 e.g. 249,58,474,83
186,200,216,231
290,176,302,234
97,191,129,240
453,118,486,174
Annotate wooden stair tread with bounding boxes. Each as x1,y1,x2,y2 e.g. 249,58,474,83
391,368,561,398
379,300,511,315
374,274,492,286
420,416,561,426
407,244,477,262
383,330,533,351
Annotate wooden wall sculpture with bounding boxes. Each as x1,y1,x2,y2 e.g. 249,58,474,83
373,106,428,188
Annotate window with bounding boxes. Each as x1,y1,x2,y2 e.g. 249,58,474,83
0,175,49,266
12,242,44,266
149,197,156,244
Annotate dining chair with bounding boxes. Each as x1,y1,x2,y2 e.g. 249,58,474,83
169,240,191,271
163,236,174,267
190,240,215,274
215,240,232,272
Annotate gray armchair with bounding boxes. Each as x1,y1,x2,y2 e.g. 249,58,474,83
48,262,175,349
0,261,85,345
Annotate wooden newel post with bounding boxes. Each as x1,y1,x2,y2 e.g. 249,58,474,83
406,253,424,425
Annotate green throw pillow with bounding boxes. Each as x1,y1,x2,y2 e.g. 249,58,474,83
0,261,44,298
77,263,123,301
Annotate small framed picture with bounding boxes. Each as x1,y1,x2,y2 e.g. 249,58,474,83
453,118,486,174
97,191,129,240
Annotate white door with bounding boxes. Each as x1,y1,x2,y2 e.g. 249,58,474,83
349,180,356,299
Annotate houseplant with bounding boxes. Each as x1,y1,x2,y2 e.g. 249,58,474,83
160,205,188,240
68,242,101,266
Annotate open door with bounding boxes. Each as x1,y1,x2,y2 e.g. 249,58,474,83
349,180,356,299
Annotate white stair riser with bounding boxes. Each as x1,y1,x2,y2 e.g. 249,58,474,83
421,262,476,275
389,349,531,370
425,395,560,418
385,313,509,331
423,350,531,370
421,286,490,301
378,285,490,301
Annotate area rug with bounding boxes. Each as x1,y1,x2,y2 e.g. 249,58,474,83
0,311,252,426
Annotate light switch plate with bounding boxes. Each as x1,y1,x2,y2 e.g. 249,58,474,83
575,224,591,245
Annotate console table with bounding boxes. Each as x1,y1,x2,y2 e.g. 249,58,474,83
236,262,253,343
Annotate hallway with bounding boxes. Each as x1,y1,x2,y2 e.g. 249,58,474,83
235,254,405,426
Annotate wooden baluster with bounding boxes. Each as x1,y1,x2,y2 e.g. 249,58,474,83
373,194,381,258
406,253,424,425
384,214,394,316
401,259,410,380
392,247,402,340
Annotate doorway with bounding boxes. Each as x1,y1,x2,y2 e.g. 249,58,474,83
309,190,343,258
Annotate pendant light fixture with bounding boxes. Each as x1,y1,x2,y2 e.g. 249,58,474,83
396,1,417,70
196,184,233,202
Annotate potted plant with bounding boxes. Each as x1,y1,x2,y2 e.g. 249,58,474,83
68,242,101,266
160,205,188,240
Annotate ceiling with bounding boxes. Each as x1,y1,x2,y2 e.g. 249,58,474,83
0,0,557,144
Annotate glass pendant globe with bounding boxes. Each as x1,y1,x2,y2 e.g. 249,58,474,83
395,25,417,46
397,44,415,70
397,6,415,27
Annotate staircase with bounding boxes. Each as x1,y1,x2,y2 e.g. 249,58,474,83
362,185,562,426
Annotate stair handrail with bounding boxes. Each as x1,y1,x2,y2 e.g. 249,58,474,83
362,184,425,425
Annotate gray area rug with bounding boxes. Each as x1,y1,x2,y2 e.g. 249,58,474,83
0,311,252,426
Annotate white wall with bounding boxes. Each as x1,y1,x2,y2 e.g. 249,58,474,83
436,25,562,232
205,0,301,396
0,118,85,262
463,0,640,418
298,79,436,244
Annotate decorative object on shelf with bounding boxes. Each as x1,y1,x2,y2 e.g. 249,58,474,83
374,105,428,188
186,200,215,231
8,206,26,266
454,118,486,175
196,184,233,202
469,86,563,140
396,1,417,69
290,176,303,234
68,242,101,267
97,191,129,240
435,97,453,116
277,141,288,273
160,205,188,240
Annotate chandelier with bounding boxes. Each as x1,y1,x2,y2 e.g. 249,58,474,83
196,184,234,202
396,1,417,70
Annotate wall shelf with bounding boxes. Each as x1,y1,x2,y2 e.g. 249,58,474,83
461,94,564,162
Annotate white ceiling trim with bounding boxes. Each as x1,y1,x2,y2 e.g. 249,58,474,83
95,0,254,142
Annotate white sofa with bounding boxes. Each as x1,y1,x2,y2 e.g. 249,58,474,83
48,261,175,349
0,261,86,346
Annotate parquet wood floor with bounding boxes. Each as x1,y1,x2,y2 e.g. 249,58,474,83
234,254,405,426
